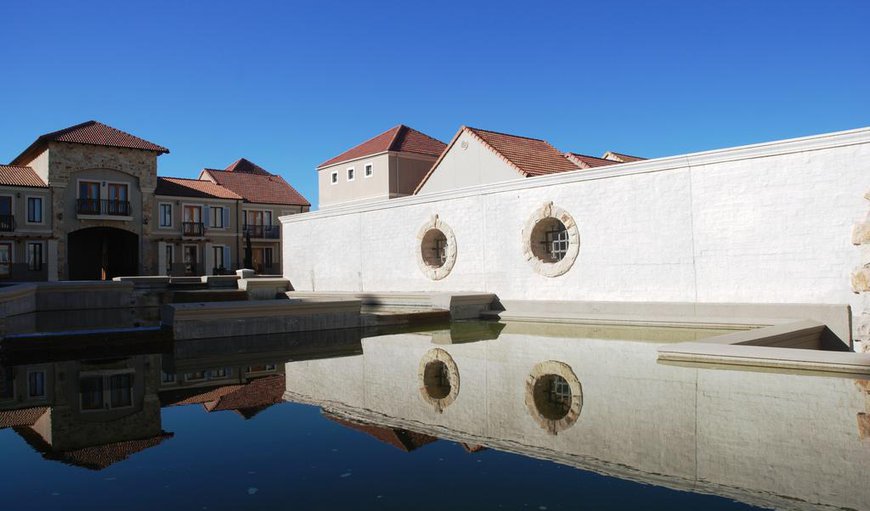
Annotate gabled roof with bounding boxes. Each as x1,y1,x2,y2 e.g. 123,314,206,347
602,151,646,163
323,413,438,452
0,165,48,188
155,177,242,200
202,167,310,207
317,124,446,169
414,126,581,193
0,406,49,428
11,120,169,165
161,375,285,420
564,152,622,169
224,158,271,175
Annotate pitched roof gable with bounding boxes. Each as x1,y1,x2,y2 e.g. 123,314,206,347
602,151,646,163
224,158,271,175
12,120,169,165
0,165,48,188
564,152,622,169
323,413,438,452
317,125,446,169
155,177,242,200
414,126,581,193
203,168,310,207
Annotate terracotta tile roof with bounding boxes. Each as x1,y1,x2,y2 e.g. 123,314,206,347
0,165,47,188
224,158,271,175
564,152,622,169
0,406,49,428
207,375,285,418
602,151,646,163
323,413,438,452
203,168,310,206
317,125,446,168
15,426,173,470
459,442,487,453
11,120,168,165
155,177,242,200
414,126,580,193
162,384,245,406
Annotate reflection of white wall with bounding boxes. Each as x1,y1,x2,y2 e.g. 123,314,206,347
282,129,870,338
284,330,870,510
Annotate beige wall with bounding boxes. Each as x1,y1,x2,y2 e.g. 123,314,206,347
389,153,437,196
416,129,523,194
318,153,391,208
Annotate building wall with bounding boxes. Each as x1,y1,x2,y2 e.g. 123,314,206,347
283,128,870,337
318,153,392,208
416,130,523,194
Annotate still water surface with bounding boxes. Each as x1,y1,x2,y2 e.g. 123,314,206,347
1,321,867,511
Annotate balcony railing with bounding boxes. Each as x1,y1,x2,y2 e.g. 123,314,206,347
77,199,131,216
182,222,205,237
0,215,14,232
243,224,280,239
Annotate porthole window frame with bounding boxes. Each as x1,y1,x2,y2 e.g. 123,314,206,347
524,360,583,435
418,348,460,413
522,202,580,277
416,215,457,280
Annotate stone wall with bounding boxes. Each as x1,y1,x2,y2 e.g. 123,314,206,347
851,190,870,352
282,127,870,341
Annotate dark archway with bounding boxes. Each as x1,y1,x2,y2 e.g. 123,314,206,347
68,227,139,280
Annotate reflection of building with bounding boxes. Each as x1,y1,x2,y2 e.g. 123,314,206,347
0,121,309,280
282,323,870,511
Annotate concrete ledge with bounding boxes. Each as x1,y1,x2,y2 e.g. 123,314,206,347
286,291,496,320
34,281,135,311
240,277,292,300
113,276,171,286
163,298,362,340
486,300,852,348
200,275,240,288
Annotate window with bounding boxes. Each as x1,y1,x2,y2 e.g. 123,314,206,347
28,371,45,398
365,163,373,177
247,364,277,374
159,203,172,227
210,206,224,228
330,171,338,184
183,245,198,275
1,367,13,400
544,222,569,262
27,242,43,271
264,247,273,268
165,244,174,274
347,167,355,181
107,183,128,215
183,206,203,236
209,368,232,379
0,243,11,277
0,197,12,232
78,181,101,215
213,245,226,271
161,371,176,384
245,210,271,226
79,372,133,411
27,197,43,223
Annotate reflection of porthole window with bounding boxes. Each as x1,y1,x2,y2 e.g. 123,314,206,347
525,361,582,434
416,215,457,280
418,348,459,412
522,202,579,277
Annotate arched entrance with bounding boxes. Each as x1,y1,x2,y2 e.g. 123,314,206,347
68,227,139,280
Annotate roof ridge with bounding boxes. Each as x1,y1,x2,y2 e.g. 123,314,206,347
465,126,547,142
386,125,407,152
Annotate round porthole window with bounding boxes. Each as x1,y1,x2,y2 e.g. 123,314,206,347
416,215,457,280
525,361,582,434
522,202,579,277
418,348,460,413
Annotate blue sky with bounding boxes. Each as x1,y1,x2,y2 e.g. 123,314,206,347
1,0,868,207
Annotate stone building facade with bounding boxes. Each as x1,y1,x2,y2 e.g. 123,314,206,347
0,121,309,281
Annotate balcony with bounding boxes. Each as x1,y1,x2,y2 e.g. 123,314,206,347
182,222,205,237
243,224,280,239
0,215,14,232
76,199,131,217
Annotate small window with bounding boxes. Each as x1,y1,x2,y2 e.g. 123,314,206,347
27,242,43,271
79,372,133,411
159,204,172,227
1,367,14,399
185,371,206,382
347,167,355,181
263,247,273,268
161,371,176,384
209,368,232,379
364,163,373,177
28,371,45,398
213,246,226,271
165,244,174,274
27,197,43,223
209,206,224,228
330,171,338,184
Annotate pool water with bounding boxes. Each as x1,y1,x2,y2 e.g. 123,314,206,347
1,321,867,511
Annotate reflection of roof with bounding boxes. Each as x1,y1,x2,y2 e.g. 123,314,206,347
155,176,242,200
323,413,438,452
564,152,621,169
0,165,48,188
0,406,49,428
12,120,169,165
203,168,310,206
460,443,486,453
318,125,446,168
161,375,285,419
14,426,173,471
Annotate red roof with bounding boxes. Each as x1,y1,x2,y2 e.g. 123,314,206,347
0,165,48,188
564,152,622,169
203,168,310,206
224,158,272,175
12,120,169,165
324,413,438,452
206,375,285,418
155,177,242,200
602,151,646,163
0,406,49,428
318,125,446,168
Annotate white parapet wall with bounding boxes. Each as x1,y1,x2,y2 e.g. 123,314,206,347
281,127,870,339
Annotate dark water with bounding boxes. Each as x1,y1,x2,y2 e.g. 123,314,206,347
1,322,867,511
